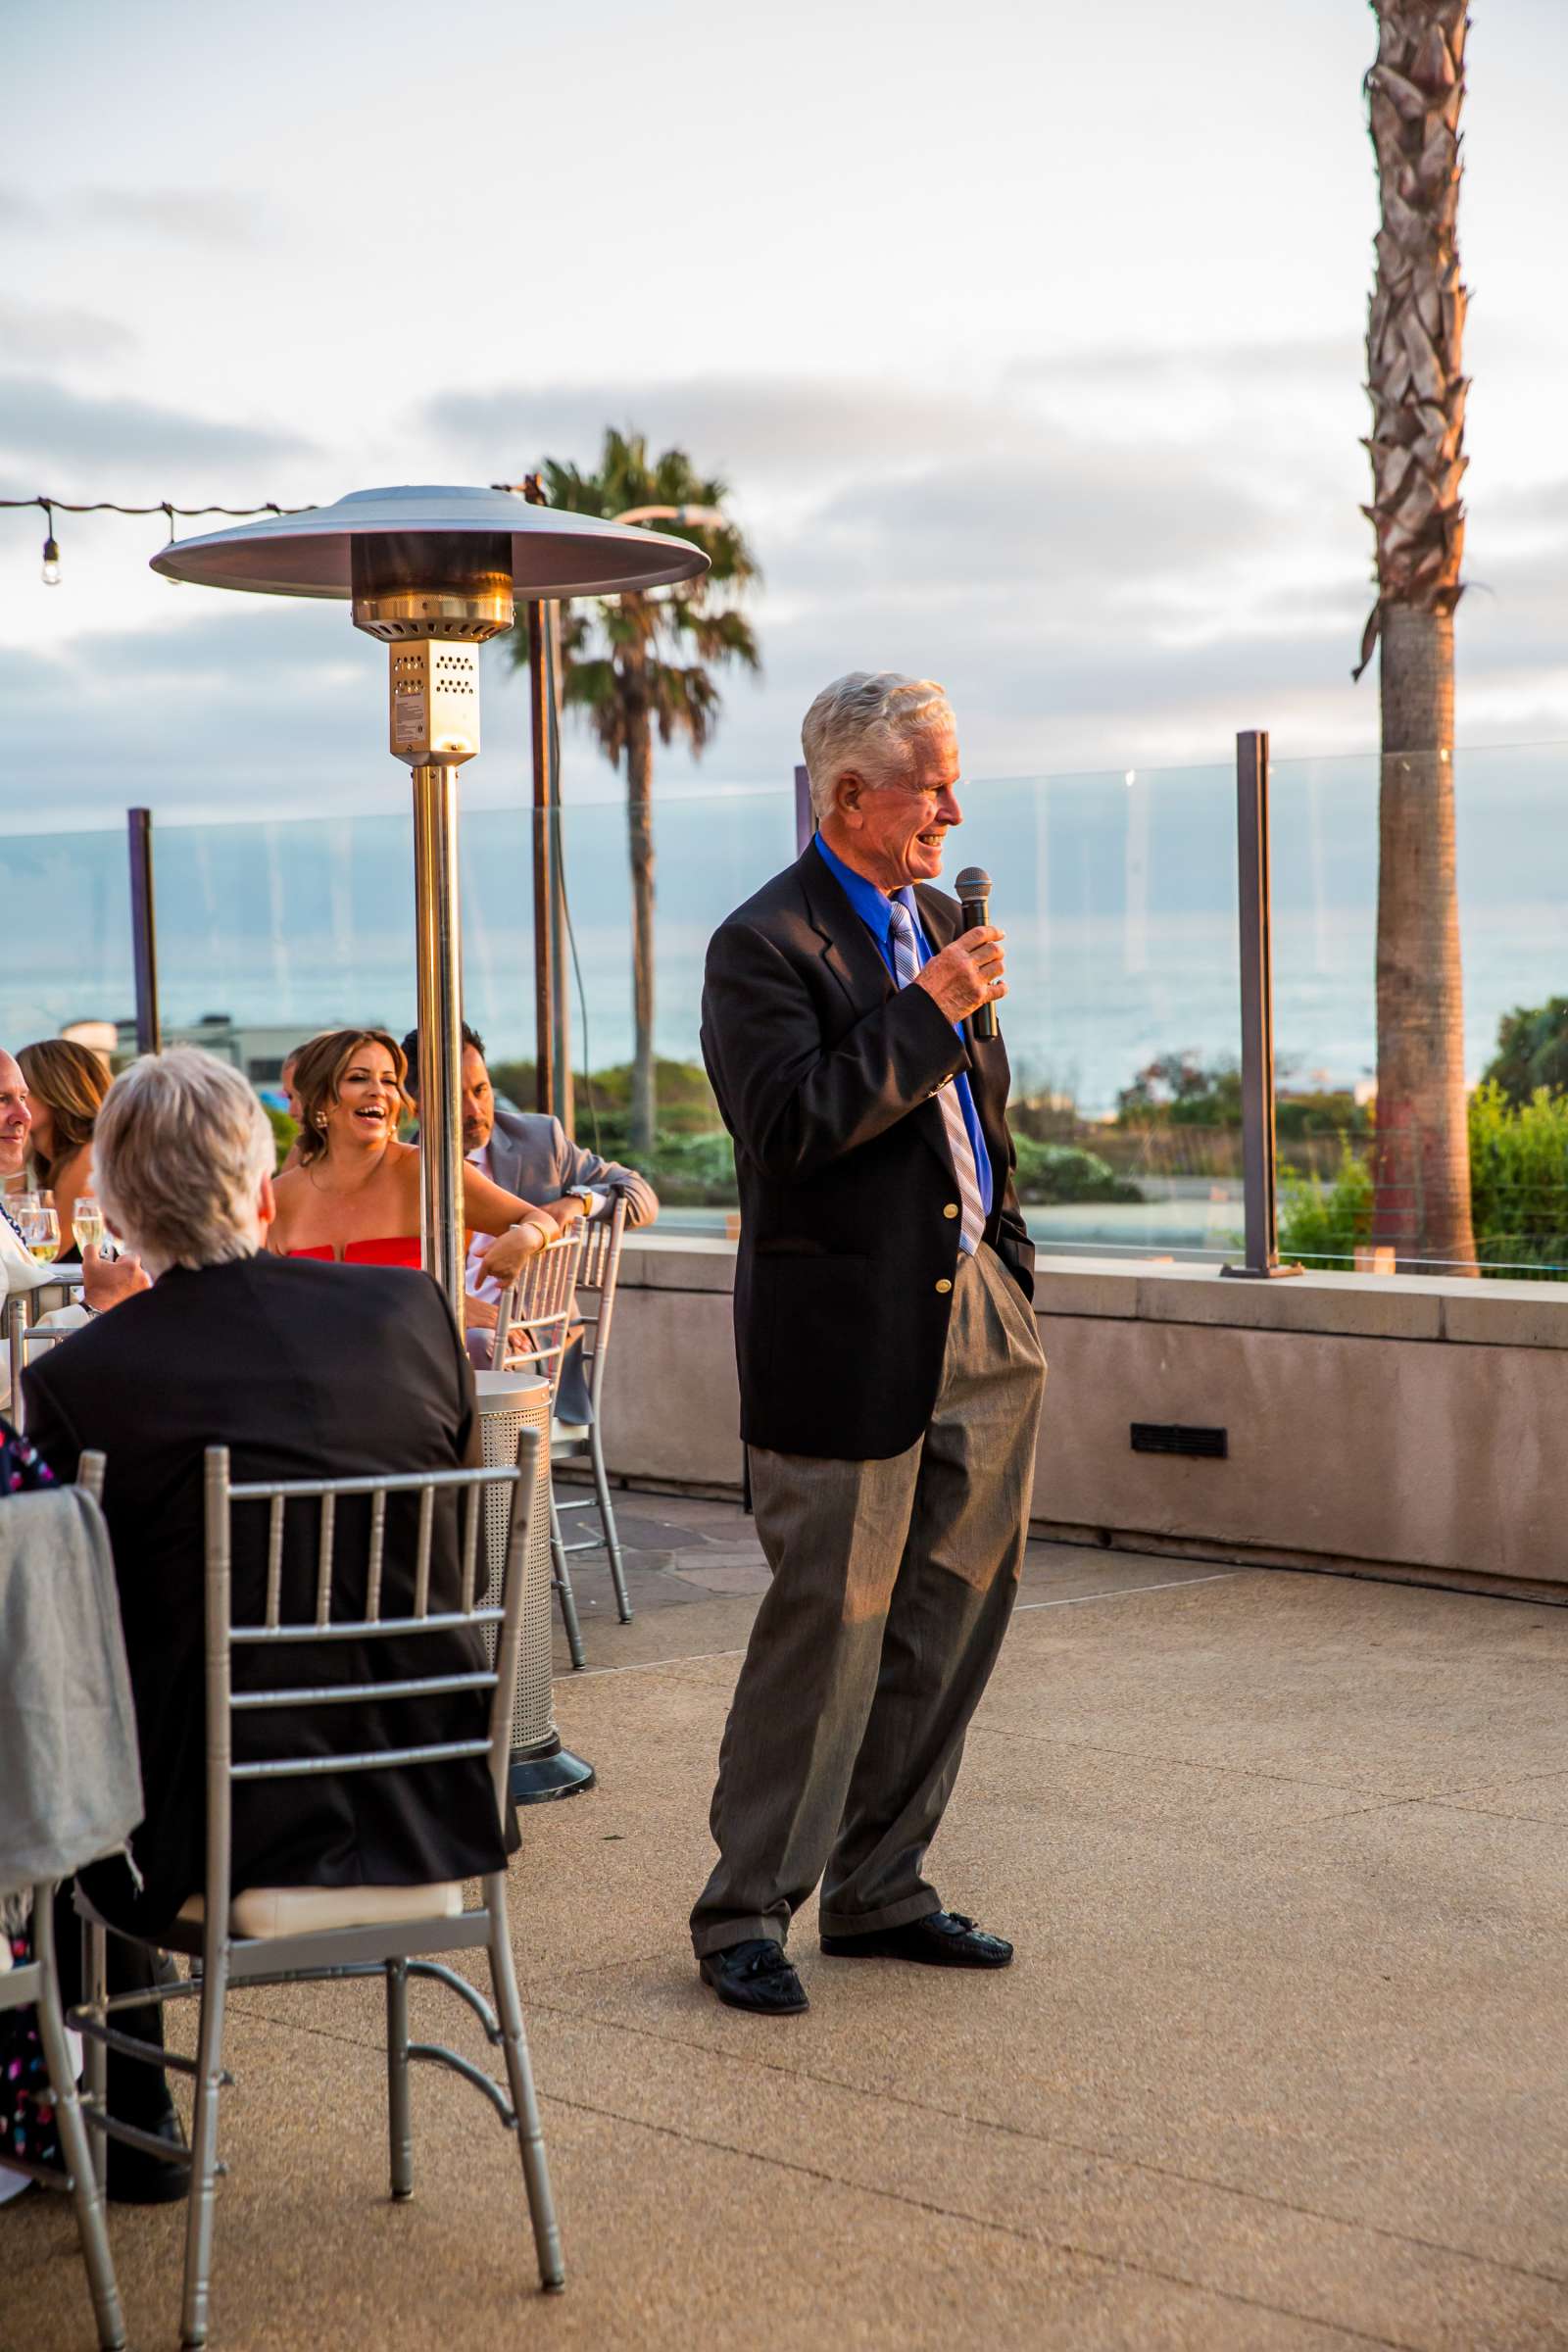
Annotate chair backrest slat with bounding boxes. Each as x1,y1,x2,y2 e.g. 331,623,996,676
366,1489,387,1620
315,1492,336,1627
265,1496,284,1626
232,1736,492,1783
583,1195,627,1402
414,1487,434,1617
460,1483,479,1613
230,1605,503,1645
231,1667,495,1710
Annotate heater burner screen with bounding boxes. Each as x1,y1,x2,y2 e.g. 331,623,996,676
386,642,481,766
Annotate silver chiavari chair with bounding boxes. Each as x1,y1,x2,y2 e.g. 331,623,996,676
0,1451,127,2350
71,1432,562,2350
550,1195,632,1624
7,1298,83,1430
489,1229,589,1669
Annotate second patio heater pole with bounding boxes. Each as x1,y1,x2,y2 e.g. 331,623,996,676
351,527,515,1313
410,762,465,1302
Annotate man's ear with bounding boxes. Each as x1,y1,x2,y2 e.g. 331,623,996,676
834,771,865,828
258,1172,277,1229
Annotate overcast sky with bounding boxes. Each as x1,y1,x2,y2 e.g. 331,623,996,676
3,0,1567,827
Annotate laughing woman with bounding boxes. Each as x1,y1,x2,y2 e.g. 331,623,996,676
267,1027,585,1292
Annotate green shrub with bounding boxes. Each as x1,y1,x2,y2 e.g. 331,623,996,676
1278,1085,1568,1278
1010,1136,1143,1205
1116,1054,1242,1129
1469,1080,1568,1274
1278,1147,1372,1271
264,1102,299,1172
1482,998,1568,1107
643,1129,737,1205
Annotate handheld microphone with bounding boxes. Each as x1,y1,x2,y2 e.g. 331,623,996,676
955,865,998,1040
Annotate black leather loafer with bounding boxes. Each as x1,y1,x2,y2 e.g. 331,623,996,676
820,1910,1013,1969
698,1937,808,2015
107,2103,191,2205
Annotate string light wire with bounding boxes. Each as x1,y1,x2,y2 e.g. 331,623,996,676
0,492,316,587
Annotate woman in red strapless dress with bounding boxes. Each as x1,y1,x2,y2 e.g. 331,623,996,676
267,1028,585,1298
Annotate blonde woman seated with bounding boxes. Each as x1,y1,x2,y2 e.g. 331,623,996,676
268,1028,585,1299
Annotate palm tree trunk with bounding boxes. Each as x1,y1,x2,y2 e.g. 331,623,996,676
1374,606,1476,1268
1363,0,1476,1272
621,636,658,1155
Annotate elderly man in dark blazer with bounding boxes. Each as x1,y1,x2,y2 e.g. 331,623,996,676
691,672,1048,2016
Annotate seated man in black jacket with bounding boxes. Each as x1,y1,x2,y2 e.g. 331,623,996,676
25,1048,510,2199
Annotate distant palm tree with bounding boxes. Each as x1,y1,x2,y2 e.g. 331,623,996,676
1356,0,1477,1270
508,430,760,1152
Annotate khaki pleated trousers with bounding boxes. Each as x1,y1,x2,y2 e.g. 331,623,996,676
691,1242,1047,1958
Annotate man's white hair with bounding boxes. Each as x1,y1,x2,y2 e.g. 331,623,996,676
801,671,953,823
94,1048,275,1271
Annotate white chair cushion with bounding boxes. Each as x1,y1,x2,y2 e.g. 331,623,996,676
176,1882,464,1938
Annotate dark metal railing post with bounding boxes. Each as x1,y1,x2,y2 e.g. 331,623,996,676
1223,730,1300,1280
126,807,161,1056
794,762,813,856
528,601,559,1118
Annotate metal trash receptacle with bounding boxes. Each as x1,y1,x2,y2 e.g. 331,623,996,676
476,1369,595,1802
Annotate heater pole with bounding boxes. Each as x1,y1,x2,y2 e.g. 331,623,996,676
528,601,559,1119
411,761,466,1310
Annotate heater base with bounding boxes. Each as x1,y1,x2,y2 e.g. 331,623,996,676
510,1740,596,1804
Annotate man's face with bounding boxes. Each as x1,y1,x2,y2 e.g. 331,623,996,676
0,1054,31,1179
834,718,963,889
462,1045,495,1155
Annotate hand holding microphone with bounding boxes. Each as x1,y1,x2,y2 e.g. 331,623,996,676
913,864,1005,1034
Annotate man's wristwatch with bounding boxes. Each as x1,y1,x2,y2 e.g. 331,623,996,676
566,1186,597,1217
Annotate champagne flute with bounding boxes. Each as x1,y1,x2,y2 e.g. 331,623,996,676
73,1195,105,1256
17,1200,60,1263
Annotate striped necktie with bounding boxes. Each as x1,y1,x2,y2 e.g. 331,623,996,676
887,899,986,1256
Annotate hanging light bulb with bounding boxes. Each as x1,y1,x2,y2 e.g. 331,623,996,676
41,504,61,586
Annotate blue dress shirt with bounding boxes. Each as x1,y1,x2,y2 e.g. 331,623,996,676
810,835,995,1222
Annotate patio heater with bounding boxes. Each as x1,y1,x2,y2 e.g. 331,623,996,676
152,485,705,1300
152,486,708,1794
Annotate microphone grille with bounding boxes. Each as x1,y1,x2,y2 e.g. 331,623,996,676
955,866,992,900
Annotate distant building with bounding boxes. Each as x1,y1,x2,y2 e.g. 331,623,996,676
111,1014,340,1085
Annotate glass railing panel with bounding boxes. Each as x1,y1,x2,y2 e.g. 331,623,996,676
146,805,534,1095
1271,741,1568,1279
559,764,1244,1257
0,825,135,1052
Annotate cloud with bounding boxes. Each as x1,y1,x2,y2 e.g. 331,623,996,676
1007,334,1362,389
74,187,270,249
424,373,1044,490
781,445,1279,600
0,298,134,364
0,374,314,475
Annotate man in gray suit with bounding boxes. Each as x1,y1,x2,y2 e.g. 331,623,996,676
401,1025,658,1407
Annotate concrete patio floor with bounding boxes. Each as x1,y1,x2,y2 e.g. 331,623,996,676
11,1501,1568,2349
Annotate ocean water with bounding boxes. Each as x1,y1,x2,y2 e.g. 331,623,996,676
3,746,1564,1115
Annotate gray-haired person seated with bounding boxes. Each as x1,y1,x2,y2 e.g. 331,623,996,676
23,1049,513,2200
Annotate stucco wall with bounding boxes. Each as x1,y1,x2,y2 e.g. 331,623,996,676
599,1240,1568,1595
